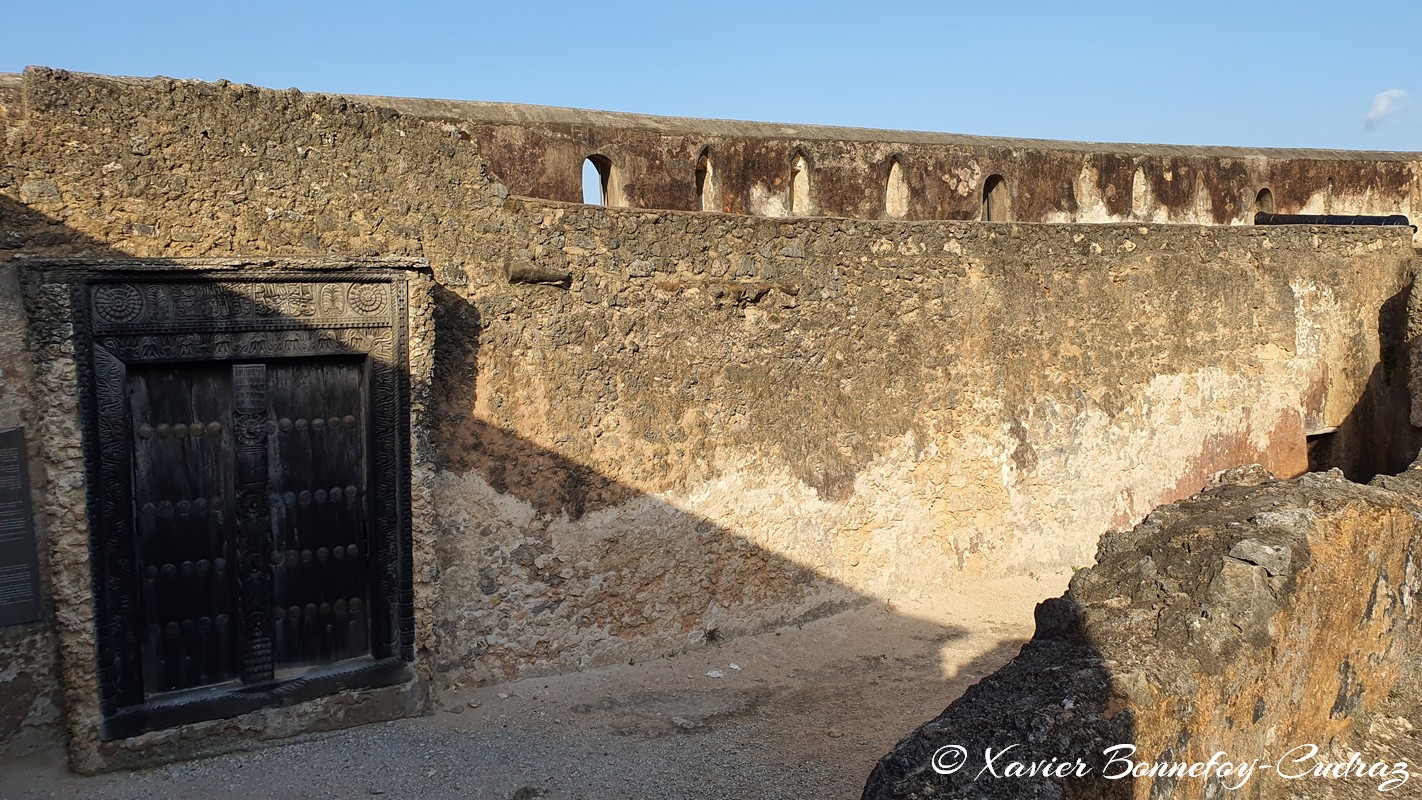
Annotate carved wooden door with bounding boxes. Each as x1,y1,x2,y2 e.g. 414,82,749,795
127,357,371,695
265,358,370,671
77,269,415,740
129,363,240,694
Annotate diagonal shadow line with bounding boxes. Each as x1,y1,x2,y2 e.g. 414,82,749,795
0,196,1061,795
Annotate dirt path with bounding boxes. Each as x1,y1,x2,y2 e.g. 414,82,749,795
2,571,1070,800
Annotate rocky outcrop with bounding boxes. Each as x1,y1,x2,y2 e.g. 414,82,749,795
864,465,1422,799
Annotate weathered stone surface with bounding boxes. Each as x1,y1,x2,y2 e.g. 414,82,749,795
505,259,571,285
17,181,59,205
864,466,1422,799
361,93,1422,237
0,68,1418,769
0,263,62,755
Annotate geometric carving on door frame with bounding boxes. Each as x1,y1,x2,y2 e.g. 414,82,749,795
70,268,417,739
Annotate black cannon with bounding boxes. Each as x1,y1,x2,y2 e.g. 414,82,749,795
1254,212,1414,228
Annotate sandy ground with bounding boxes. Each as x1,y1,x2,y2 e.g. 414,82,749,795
1,571,1070,800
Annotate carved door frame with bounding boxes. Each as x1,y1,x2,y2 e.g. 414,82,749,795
69,266,418,739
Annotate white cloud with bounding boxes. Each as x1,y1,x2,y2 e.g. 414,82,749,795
1364,89,1408,130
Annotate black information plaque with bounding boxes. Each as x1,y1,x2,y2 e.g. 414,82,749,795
0,427,41,626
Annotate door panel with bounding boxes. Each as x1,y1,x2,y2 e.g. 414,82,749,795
266,358,370,670
128,364,239,694
127,356,371,696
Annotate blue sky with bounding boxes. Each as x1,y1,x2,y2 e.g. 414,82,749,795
4,1,1419,152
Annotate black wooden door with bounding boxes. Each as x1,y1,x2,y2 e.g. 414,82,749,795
129,364,240,694
266,358,369,671
127,357,370,697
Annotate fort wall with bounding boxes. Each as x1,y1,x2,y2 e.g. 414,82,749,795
359,94,1422,233
0,68,1416,764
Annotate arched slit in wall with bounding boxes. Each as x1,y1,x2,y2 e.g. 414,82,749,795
981,174,1007,221
885,158,909,219
583,155,613,206
790,153,811,216
1254,187,1274,219
695,147,714,212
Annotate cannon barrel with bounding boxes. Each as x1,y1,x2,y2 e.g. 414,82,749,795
1254,212,1413,228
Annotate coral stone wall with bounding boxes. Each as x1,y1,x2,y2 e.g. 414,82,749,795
433,205,1414,684
0,262,63,751
0,68,1417,762
359,94,1422,232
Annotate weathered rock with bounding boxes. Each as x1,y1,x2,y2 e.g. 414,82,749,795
864,467,1422,799
505,259,571,286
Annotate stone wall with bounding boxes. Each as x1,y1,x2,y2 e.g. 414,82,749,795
357,94,1422,231
428,202,1417,687
0,68,1417,763
0,262,63,752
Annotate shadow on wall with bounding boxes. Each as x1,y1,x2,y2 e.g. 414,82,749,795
1,197,1058,789
1307,280,1422,480
0,194,141,753
424,280,961,687
429,288,636,518
423,281,1106,796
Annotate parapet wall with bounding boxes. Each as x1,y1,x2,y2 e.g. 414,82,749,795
360,94,1422,230
0,68,1418,762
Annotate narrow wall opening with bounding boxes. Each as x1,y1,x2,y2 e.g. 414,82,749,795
790,153,811,216
1254,187,1274,218
981,174,1008,221
1130,167,1147,219
1306,428,1339,472
695,148,715,212
885,158,909,219
582,155,616,206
